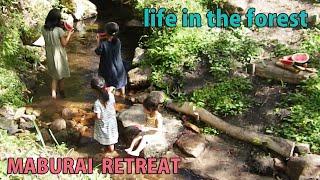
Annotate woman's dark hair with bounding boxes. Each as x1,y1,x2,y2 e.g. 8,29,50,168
143,96,159,112
44,9,62,31
91,77,109,104
105,22,119,44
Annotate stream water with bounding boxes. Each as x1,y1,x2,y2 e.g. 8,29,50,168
30,2,202,179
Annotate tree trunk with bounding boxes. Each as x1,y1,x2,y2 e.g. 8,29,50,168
253,60,317,84
166,101,295,158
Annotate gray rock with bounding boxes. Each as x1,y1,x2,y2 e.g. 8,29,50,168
71,0,97,20
286,154,320,180
132,47,146,65
295,143,311,155
19,121,35,130
14,107,26,120
62,108,75,120
0,118,19,135
149,91,167,104
0,106,15,120
50,119,67,132
128,67,151,87
21,114,36,121
118,104,183,157
130,91,167,104
176,133,206,158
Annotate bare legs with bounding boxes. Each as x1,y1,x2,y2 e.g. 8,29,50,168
105,144,114,152
125,135,142,152
51,78,65,99
125,135,149,156
51,79,58,99
120,87,125,98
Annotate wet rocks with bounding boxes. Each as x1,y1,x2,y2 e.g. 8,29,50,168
128,67,151,88
175,133,206,158
50,118,67,132
62,108,76,120
286,154,320,180
132,47,146,66
118,104,184,157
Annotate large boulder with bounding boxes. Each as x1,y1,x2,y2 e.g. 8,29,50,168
18,0,53,45
62,0,97,20
286,154,320,180
175,133,206,158
128,67,152,88
118,104,184,157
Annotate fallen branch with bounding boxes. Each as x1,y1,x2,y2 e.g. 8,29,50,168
166,101,295,158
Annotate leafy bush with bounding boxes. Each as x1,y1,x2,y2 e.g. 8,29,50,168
0,0,47,106
202,29,261,80
0,129,110,179
0,68,27,107
275,77,320,153
190,77,253,116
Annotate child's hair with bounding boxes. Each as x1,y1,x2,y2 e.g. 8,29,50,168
143,96,159,113
91,77,109,103
44,9,62,31
105,22,119,44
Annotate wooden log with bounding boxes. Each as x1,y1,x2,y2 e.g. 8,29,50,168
166,101,295,158
254,60,318,84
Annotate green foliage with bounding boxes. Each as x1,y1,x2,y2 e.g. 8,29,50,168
0,129,110,179
0,68,27,107
202,29,261,80
0,0,46,107
190,77,253,116
143,28,208,89
275,77,320,153
202,127,220,135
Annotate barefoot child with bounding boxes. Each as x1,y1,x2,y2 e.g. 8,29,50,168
91,77,118,153
95,22,127,98
125,96,164,156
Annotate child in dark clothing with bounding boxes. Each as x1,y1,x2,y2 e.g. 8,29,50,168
95,22,127,98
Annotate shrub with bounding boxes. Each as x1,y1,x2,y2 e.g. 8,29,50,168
190,77,253,116
275,77,320,153
202,29,262,81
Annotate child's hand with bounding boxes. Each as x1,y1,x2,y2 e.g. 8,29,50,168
96,34,100,44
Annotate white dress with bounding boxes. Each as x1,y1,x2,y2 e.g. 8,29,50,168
93,93,118,145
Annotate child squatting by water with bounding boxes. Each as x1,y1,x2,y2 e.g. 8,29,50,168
125,96,164,156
